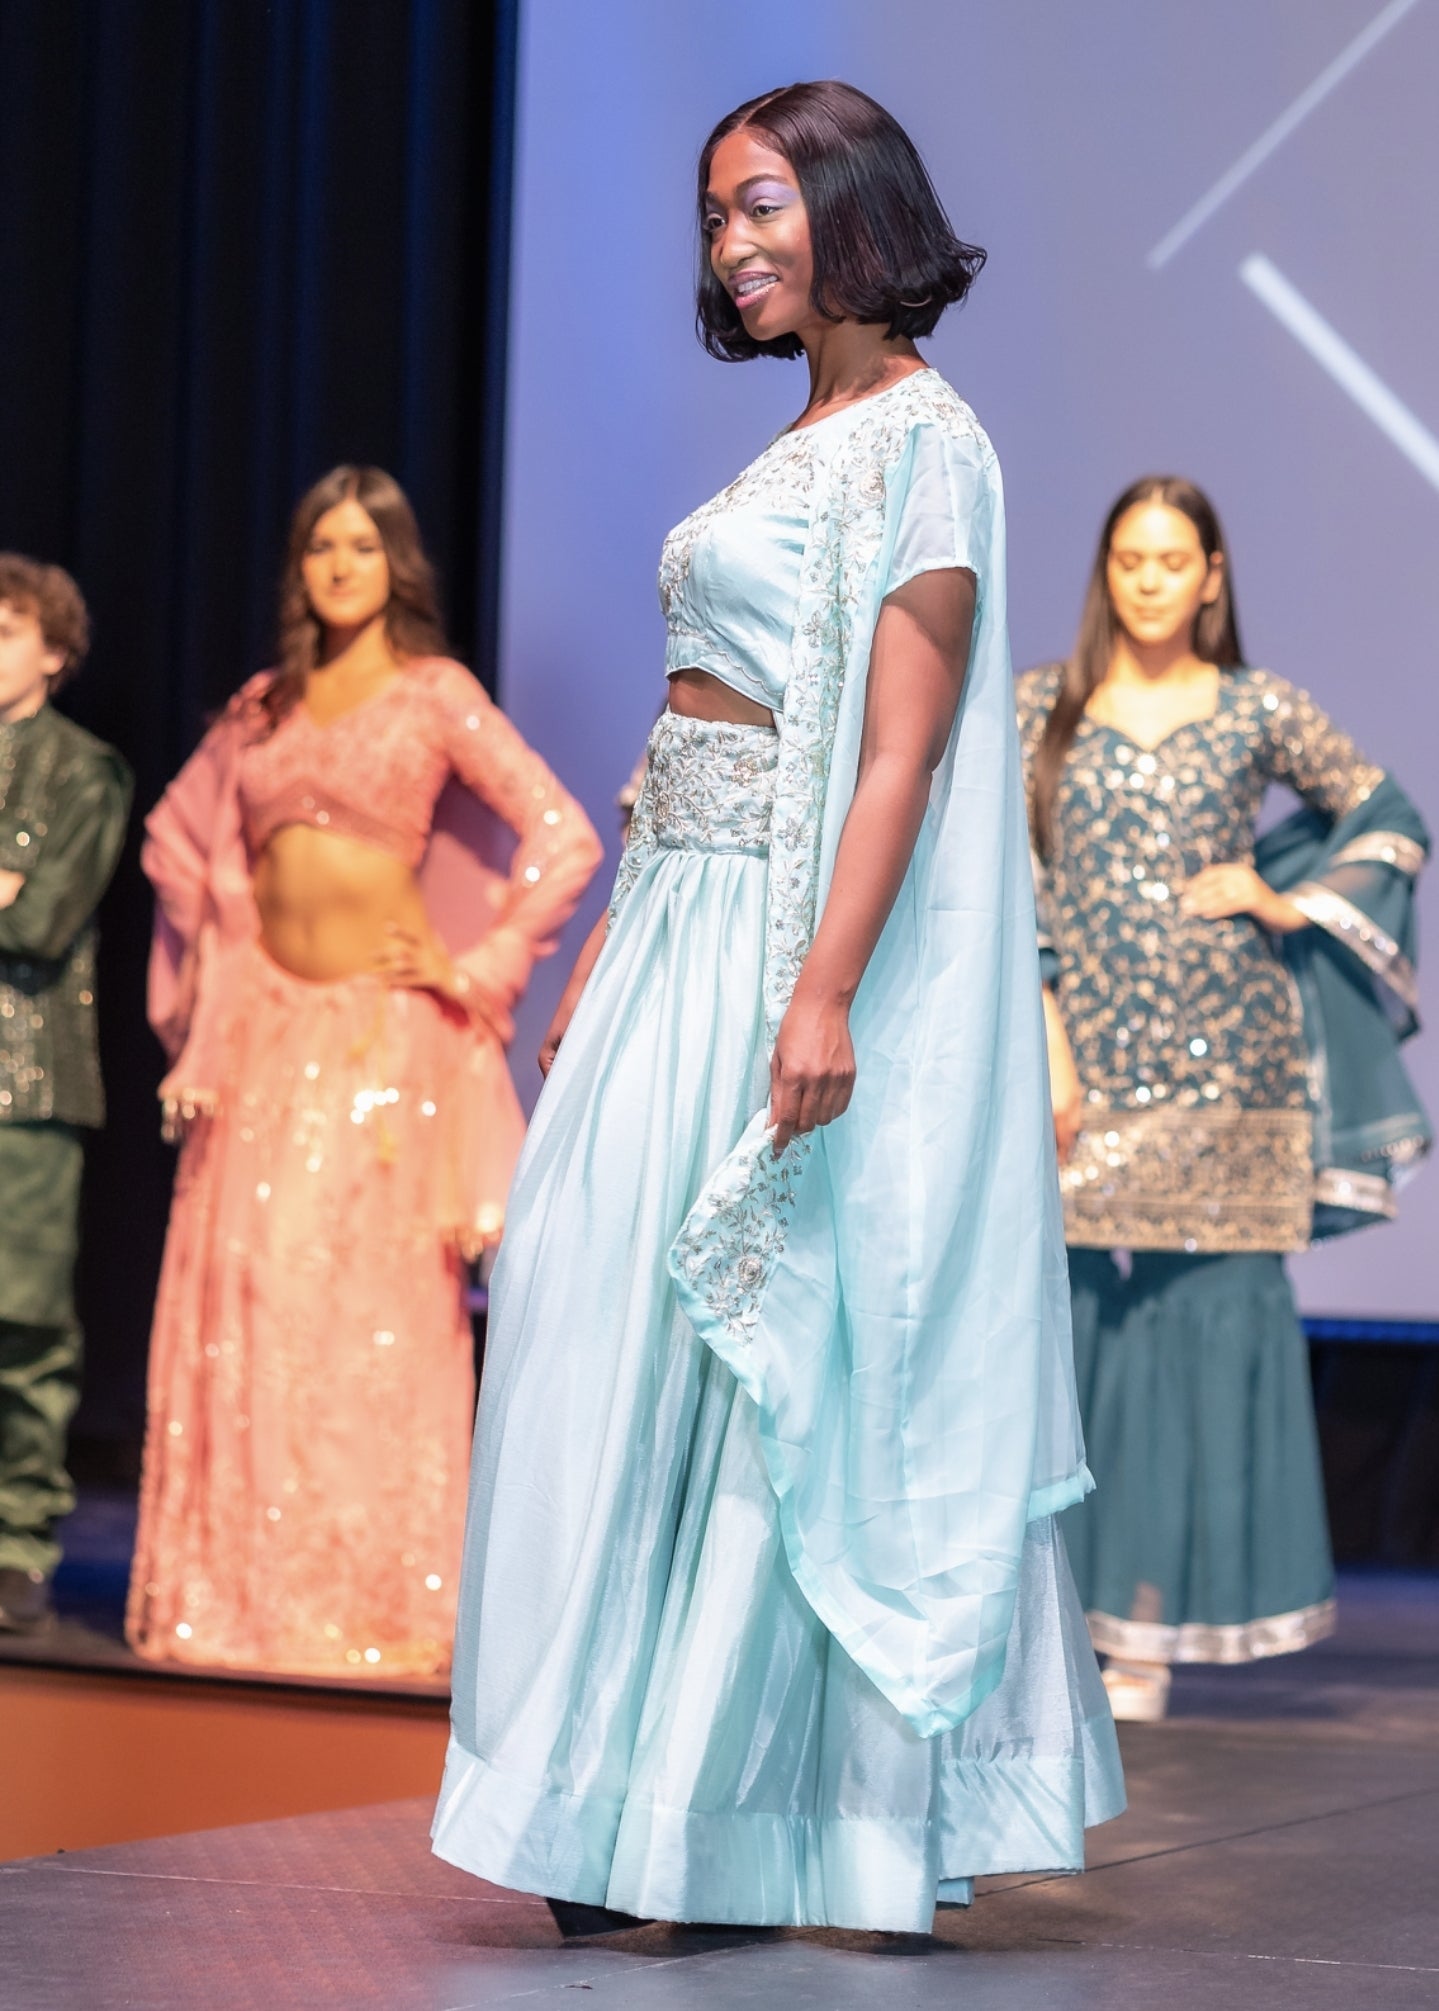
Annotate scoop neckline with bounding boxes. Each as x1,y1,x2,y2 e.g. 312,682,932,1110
299,669,409,731
1079,665,1230,754
780,365,936,438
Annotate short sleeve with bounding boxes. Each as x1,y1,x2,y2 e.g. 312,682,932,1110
414,658,602,1027
884,422,992,604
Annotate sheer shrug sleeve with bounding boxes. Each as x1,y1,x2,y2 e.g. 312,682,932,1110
428,662,603,1041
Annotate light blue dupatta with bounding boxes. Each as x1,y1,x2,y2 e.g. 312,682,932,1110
622,374,1088,1739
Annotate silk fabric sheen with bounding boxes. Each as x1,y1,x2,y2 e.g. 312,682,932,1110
661,376,1088,1732
436,376,1121,1927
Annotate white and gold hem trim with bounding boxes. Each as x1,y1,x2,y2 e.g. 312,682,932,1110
1086,1596,1337,1666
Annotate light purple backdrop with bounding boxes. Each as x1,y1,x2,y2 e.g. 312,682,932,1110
496,0,1437,1318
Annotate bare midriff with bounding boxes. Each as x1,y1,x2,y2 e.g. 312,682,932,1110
667,668,775,729
254,824,438,983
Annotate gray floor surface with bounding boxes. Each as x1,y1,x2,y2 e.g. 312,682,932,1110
4,1572,1437,2010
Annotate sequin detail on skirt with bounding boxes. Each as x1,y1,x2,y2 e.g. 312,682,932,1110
127,942,476,1677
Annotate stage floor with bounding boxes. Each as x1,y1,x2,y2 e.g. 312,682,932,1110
5,1574,1438,2010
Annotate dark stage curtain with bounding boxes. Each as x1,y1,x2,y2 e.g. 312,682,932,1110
1313,1343,1439,1568
0,0,518,1458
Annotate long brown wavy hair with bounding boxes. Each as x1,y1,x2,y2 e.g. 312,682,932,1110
1030,475,1244,860
260,465,448,731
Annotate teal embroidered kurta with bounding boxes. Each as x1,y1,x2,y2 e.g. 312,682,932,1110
1016,664,1426,1253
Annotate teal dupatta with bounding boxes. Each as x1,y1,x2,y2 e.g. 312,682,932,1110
618,375,1087,1738
1256,775,1430,1239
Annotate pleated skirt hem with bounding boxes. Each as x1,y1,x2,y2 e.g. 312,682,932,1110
431,1724,1125,1933
1062,1248,1335,1655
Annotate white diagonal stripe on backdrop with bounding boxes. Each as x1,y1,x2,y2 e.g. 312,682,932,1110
1240,253,1439,494
1147,0,1425,270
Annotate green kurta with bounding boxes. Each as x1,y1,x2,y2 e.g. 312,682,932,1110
0,704,132,1128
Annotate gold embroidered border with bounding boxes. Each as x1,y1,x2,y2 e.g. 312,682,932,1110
1062,1104,1313,1254
1314,1165,1395,1219
1290,882,1419,1015
1328,830,1427,877
1087,1597,1336,1666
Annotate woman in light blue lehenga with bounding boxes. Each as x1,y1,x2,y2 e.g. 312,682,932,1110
433,80,1123,1934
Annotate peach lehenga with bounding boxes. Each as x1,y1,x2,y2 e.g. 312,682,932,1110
126,660,601,1676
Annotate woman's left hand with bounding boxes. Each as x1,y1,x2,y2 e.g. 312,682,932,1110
1180,863,1306,935
373,921,462,998
770,990,856,1155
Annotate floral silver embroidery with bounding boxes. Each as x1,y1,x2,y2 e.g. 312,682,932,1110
606,737,659,929
657,430,818,627
670,1116,812,1347
648,715,777,854
606,715,777,929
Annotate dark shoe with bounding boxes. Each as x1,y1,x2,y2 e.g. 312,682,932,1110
547,1898,651,1938
0,1566,56,1634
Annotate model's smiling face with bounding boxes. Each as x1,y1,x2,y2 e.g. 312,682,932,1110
703,130,815,345
1106,502,1221,652
302,499,392,634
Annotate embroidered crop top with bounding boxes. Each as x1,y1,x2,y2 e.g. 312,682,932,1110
223,657,602,1025
240,657,563,870
143,655,603,1122
658,371,981,714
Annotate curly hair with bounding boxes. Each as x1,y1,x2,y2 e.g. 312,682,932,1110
0,553,91,689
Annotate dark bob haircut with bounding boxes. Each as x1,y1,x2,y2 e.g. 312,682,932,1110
696,80,986,362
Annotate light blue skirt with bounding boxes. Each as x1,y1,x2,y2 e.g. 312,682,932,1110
433,716,1123,1932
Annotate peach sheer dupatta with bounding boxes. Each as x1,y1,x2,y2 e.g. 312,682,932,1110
143,668,603,1253
142,681,264,1112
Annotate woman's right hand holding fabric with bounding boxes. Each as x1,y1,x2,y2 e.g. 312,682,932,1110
770,985,856,1153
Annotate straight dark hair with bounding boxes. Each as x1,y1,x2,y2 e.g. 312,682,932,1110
258,465,449,732
696,80,986,362
1030,476,1244,860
